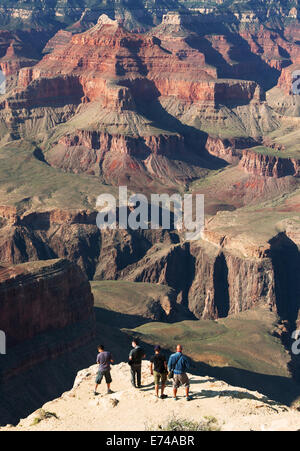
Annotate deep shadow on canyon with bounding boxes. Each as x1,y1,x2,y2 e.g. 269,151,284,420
270,233,300,325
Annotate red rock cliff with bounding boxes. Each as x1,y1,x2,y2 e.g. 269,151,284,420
0,259,94,347
240,149,300,178
14,18,262,108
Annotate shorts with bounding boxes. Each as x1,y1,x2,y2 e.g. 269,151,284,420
173,373,190,389
95,369,112,385
153,370,167,385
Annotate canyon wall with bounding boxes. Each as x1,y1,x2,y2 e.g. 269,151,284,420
119,239,275,320
188,240,275,319
0,205,298,322
0,258,96,426
0,259,94,347
240,149,300,178
11,20,263,109
204,136,258,164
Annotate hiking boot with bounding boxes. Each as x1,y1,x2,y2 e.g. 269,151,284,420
186,396,192,401
173,397,178,401
94,391,99,396
160,394,168,399
107,389,114,394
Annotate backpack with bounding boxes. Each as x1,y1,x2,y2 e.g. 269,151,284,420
168,354,182,379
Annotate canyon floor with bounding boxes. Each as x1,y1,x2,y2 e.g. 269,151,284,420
2,362,300,432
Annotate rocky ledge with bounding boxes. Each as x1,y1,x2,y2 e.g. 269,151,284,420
2,362,299,431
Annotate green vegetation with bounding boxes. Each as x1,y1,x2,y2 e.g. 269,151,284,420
123,307,290,377
0,139,118,211
188,166,239,194
31,409,58,426
266,127,300,158
150,415,220,431
251,145,300,159
92,280,175,319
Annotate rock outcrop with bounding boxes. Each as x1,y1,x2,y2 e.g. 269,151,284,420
0,259,94,347
0,208,100,279
6,14,265,117
15,19,263,106
0,258,96,425
205,136,258,164
240,149,300,178
189,240,275,319
2,361,300,431
118,239,275,320
0,30,43,77
0,12,291,191
45,126,209,187
42,30,73,55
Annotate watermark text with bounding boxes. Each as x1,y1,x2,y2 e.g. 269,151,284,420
0,330,6,354
0,70,6,95
292,70,300,95
96,186,204,241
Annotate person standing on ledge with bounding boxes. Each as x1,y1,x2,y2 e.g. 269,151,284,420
94,344,114,396
129,338,146,388
168,344,191,401
150,345,168,399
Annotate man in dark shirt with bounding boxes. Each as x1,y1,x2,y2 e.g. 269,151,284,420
129,338,146,388
94,344,114,395
150,345,168,399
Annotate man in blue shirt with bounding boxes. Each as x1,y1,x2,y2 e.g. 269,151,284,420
94,344,114,395
168,344,191,401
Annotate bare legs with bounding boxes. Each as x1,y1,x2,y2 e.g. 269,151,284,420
173,386,189,399
95,383,111,393
155,383,166,397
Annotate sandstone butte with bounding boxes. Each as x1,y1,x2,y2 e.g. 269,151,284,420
0,30,39,76
1,14,299,185
3,13,300,186
15,15,262,105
